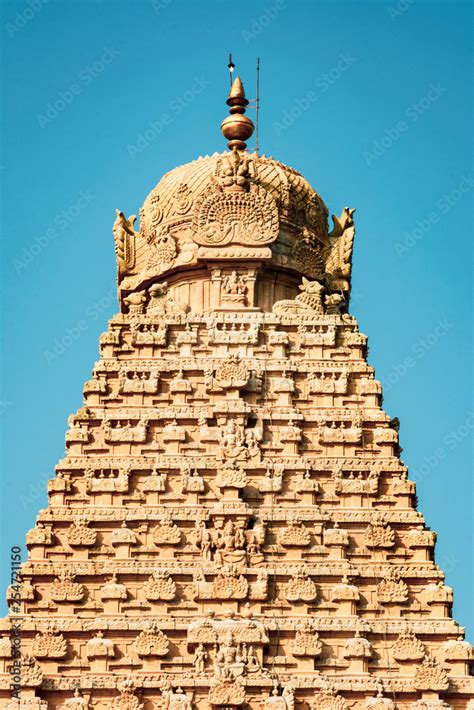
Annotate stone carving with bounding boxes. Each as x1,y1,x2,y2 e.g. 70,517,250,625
193,518,263,564
143,570,176,601
333,465,379,495
217,150,254,191
173,182,193,214
324,207,356,296
393,629,425,661
312,687,348,710
193,642,208,674
321,418,362,444
214,357,250,388
330,576,360,602
159,680,193,710
441,636,473,660
414,655,450,691
273,277,325,315
407,526,436,548
124,291,147,314
377,570,409,604
423,581,453,605
111,521,138,546
63,688,91,708
364,515,396,549
181,465,205,493
26,523,53,546
32,629,67,659
112,678,144,710
153,512,182,545
86,631,115,659
193,181,278,247
216,460,247,489
212,569,249,600
259,462,284,492
142,468,167,492
343,630,372,659
51,571,85,603
105,417,148,443
100,574,128,601
221,271,247,304
147,225,178,269
147,282,189,316
308,370,349,394
285,568,318,602
208,677,246,706
119,368,159,393
278,515,312,547
133,624,169,656
20,655,43,687
290,620,323,657
113,210,137,277
67,518,97,547
323,523,349,548
264,683,295,709
163,419,186,441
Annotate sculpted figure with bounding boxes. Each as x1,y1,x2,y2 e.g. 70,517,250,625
113,209,137,277
273,277,325,315
193,643,208,675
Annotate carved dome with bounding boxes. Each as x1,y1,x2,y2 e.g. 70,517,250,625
141,151,328,242
118,151,329,289
112,77,356,314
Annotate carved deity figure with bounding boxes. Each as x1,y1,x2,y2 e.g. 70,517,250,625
193,643,208,675
221,271,247,304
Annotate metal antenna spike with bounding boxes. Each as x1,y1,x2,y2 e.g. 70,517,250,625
255,57,261,154
227,52,235,88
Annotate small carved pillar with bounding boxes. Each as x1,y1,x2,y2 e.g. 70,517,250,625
268,330,289,358
323,524,349,560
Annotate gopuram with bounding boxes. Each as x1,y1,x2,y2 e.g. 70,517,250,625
1,76,472,709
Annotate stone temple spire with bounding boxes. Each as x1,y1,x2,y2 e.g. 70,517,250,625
221,76,255,151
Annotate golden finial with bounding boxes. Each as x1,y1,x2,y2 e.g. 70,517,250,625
221,76,255,152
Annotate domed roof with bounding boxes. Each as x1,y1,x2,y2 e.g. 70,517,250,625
140,149,328,254
112,76,356,310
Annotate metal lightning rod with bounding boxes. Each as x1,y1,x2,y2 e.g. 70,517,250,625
227,53,235,88
255,57,260,154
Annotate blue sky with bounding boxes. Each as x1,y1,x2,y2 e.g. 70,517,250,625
0,0,472,633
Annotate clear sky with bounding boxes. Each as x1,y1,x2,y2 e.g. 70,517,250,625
0,0,472,633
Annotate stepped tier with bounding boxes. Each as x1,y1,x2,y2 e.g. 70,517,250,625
2,306,472,709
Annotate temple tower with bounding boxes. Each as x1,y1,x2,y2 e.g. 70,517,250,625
1,77,472,709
